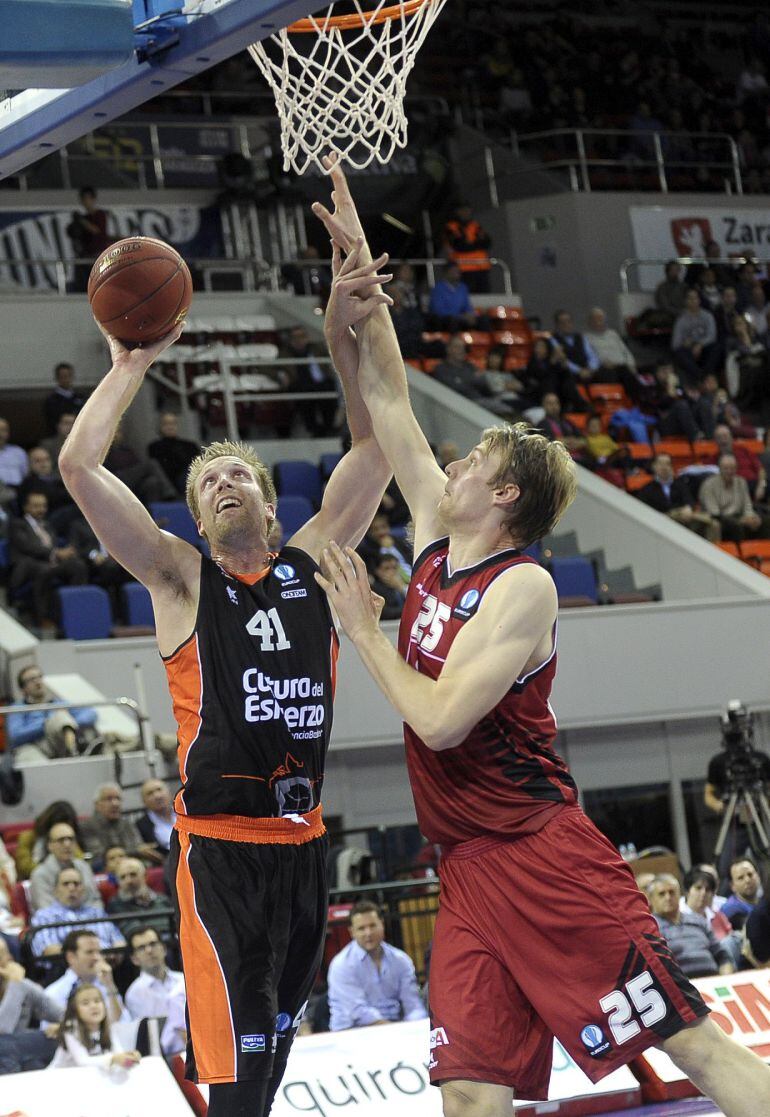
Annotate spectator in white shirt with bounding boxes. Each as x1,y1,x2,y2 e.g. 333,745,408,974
135,777,176,859
584,306,637,387
41,929,129,1028
744,283,768,338
0,417,28,490
49,982,140,1070
125,927,186,1055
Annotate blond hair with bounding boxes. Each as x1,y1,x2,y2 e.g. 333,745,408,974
481,423,577,547
186,440,276,522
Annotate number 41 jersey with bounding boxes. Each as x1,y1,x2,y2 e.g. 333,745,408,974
164,549,338,819
398,538,578,846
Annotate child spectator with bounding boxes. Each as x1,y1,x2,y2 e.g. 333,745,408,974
50,983,140,1070
584,415,629,468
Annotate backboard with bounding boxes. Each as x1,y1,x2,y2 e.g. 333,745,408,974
0,0,318,181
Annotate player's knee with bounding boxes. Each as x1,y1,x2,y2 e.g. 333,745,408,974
441,1081,509,1117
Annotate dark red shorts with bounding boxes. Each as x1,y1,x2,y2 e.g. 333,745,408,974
428,806,708,1100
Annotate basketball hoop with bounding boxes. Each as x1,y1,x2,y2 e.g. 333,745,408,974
248,0,449,175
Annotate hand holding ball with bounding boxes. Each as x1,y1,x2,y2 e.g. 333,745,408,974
88,236,193,344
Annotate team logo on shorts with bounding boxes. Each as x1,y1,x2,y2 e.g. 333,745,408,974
580,1024,611,1058
240,1034,266,1052
274,564,297,582
453,588,480,620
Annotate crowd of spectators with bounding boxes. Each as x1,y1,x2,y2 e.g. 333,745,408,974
446,8,770,192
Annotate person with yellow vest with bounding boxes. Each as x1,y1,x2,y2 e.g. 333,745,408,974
442,203,492,293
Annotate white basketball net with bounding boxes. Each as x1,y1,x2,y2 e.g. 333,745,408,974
248,0,449,175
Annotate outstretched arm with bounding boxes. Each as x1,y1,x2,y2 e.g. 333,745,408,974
58,326,199,593
316,543,556,750
291,244,393,560
312,159,447,557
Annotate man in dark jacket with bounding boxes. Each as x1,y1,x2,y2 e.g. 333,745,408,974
637,453,720,540
9,491,87,626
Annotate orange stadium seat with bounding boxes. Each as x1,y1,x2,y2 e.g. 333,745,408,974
735,439,764,454
627,442,654,461
715,541,740,558
587,383,628,406
692,440,718,461
740,540,770,564
626,471,653,492
564,412,589,431
486,305,524,324
655,438,694,467
421,358,442,374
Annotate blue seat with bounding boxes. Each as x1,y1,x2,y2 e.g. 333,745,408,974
58,585,113,639
549,556,598,606
149,501,199,548
522,541,542,562
122,582,155,627
319,452,343,481
276,496,314,542
274,460,322,506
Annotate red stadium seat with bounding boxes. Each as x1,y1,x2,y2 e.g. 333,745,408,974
626,471,653,493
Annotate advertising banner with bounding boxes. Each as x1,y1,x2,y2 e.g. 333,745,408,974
0,204,224,291
629,203,770,290
0,1055,192,1116
213,1019,642,1117
635,968,770,1096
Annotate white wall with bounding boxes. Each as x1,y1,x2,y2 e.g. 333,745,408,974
494,192,770,330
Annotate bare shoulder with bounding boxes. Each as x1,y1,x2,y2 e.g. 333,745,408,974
476,560,557,629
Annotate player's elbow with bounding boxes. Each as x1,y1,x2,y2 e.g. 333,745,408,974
421,714,467,752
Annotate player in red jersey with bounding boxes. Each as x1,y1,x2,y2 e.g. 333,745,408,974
313,161,770,1117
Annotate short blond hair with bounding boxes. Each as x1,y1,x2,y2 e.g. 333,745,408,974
481,423,577,547
186,440,276,522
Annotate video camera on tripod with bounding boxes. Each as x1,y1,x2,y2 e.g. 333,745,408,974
714,700,770,861
719,700,766,793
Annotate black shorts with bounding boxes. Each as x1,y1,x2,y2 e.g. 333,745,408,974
169,810,328,1085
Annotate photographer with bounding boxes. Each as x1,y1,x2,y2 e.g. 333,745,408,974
704,701,770,880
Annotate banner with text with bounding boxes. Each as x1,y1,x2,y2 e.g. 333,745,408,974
629,204,770,291
200,1020,641,1117
0,1056,192,1116
0,204,224,291
634,968,770,1097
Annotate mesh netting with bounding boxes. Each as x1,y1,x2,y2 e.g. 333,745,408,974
248,0,449,175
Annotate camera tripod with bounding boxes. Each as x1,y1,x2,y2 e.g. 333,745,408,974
714,782,770,863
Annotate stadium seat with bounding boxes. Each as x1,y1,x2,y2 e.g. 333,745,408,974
735,439,764,455
740,540,770,564
692,439,718,461
277,496,314,540
654,438,694,468
549,556,598,607
522,541,542,562
58,585,113,640
122,582,155,628
626,471,653,492
627,443,654,461
587,383,628,406
715,541,740,558
150,501,200,548
320,452,343,480
274,460,322,506
564,412,588,431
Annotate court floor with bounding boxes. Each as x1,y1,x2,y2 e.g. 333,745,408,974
605,1102,721,1116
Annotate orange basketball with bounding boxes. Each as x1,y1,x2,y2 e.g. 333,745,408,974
88,236,193,344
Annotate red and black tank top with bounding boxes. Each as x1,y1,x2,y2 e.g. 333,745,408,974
164,549,338,819
398,538,578,846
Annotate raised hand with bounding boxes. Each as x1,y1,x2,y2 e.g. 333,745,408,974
314,541,385,641
311,152,369,257
324,238,393,341
96,319,185,374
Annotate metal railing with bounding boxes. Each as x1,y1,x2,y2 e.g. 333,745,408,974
1,696,159,774
507,128,743,195
0,254,514,298
620,256,770,293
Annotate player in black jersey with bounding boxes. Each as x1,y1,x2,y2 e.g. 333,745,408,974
59,237,395,1116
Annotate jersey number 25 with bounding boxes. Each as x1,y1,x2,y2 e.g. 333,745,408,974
410,594,452,653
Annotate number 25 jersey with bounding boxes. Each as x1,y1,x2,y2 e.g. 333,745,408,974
398,539,578,846
164,549,338,819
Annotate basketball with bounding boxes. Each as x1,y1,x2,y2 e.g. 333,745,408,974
87,236,193,344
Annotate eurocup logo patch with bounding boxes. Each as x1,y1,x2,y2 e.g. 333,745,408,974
453,588,481,621
580,1024,611,1057
274,564,296,582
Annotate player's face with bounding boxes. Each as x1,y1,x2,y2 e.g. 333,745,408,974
440,444,515,526
350,912,385,954
730,861,760,900
196,456,274,548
